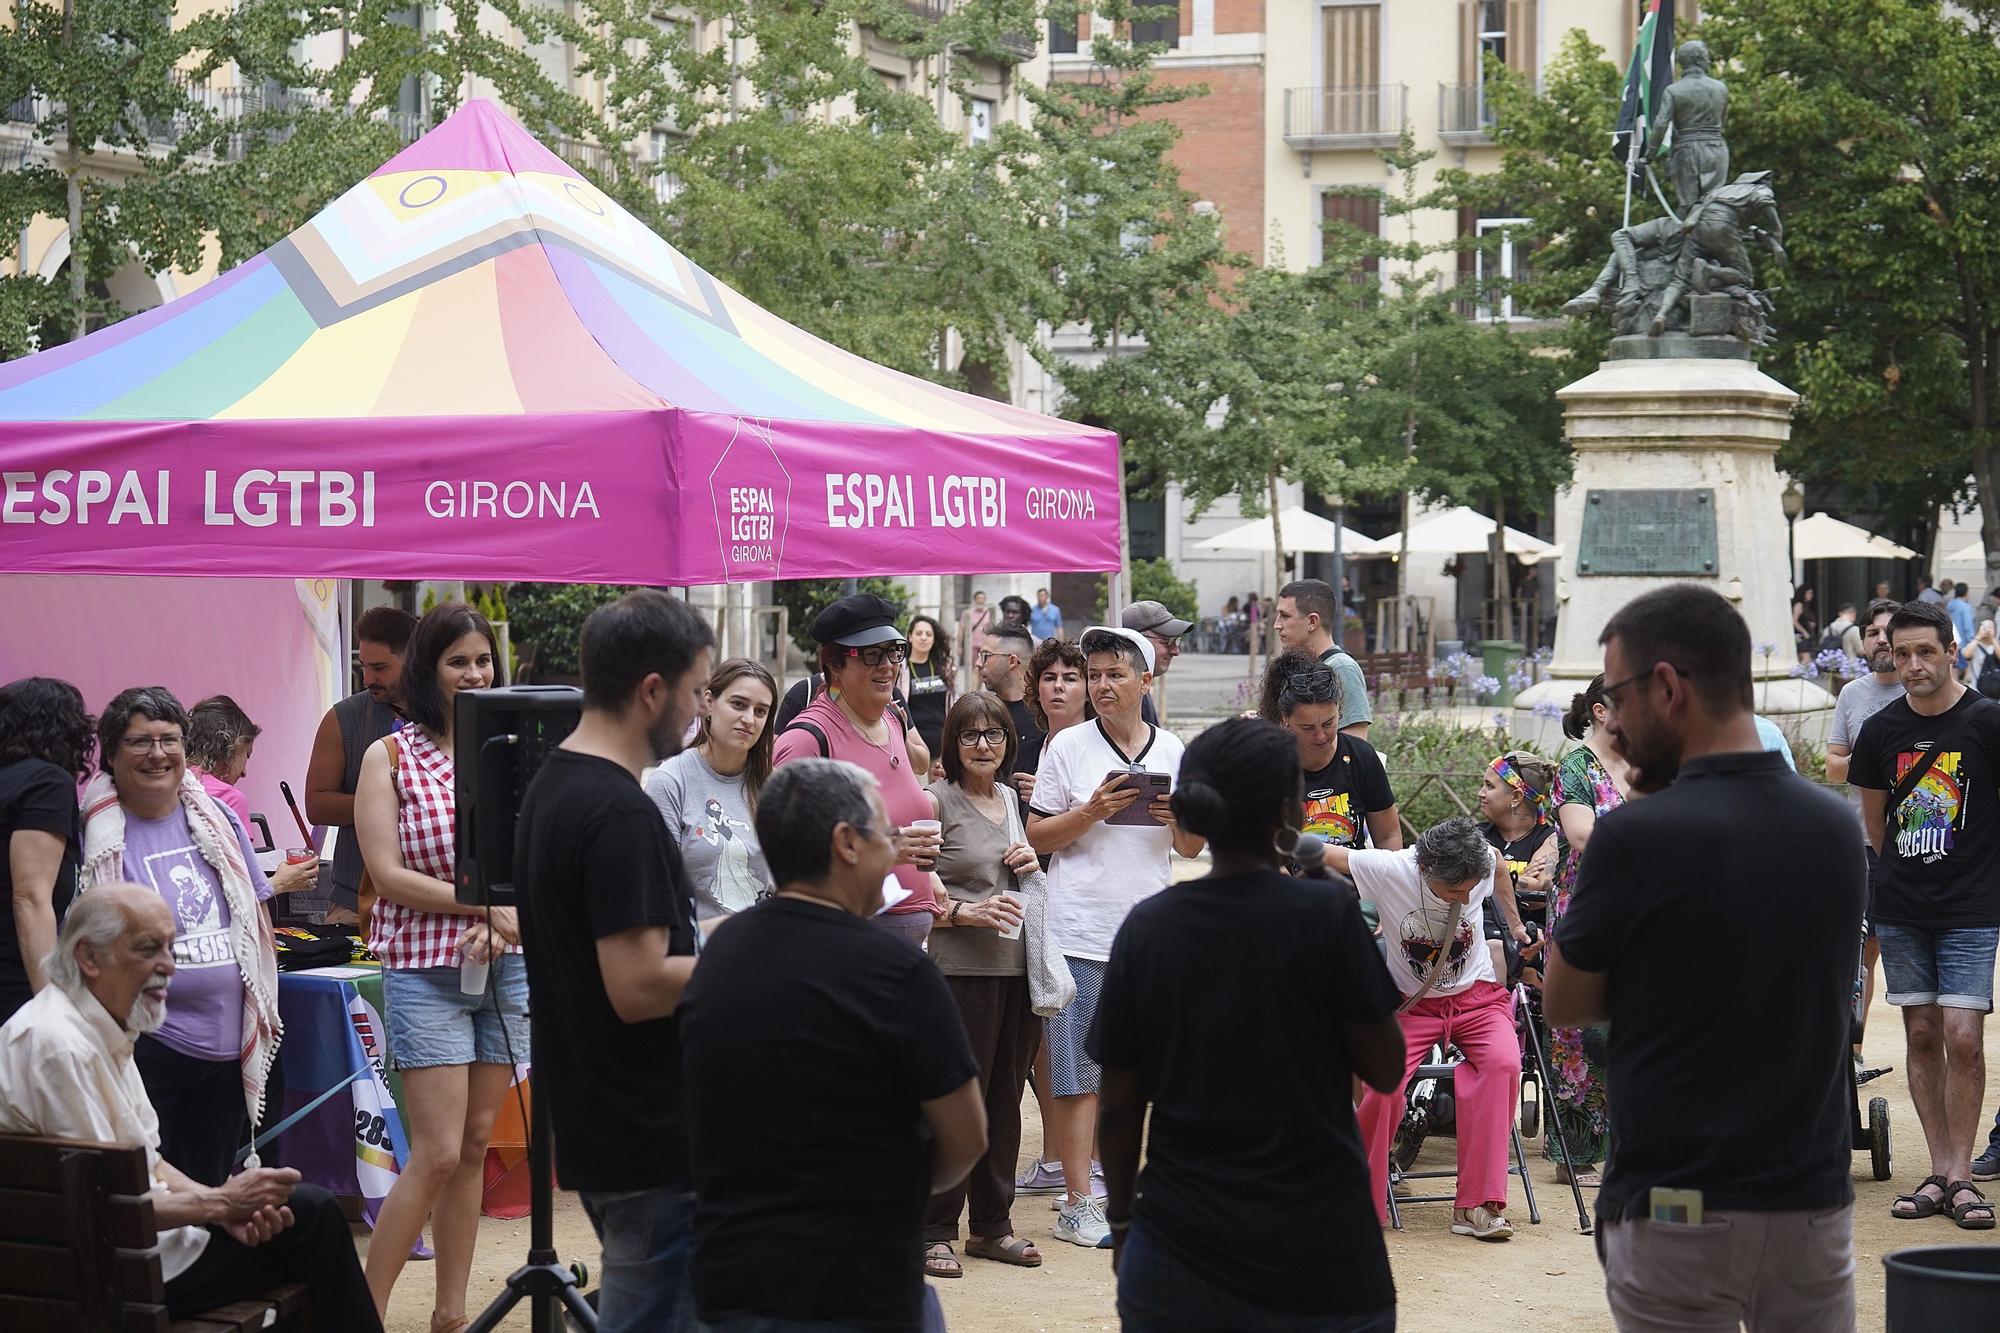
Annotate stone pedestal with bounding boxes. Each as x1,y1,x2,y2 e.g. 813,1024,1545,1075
1513,353,1833,746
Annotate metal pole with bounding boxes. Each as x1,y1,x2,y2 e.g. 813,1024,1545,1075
1332,503,1347,649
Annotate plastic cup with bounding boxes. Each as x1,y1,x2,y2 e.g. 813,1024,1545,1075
907,819,942,836
284,847,316,866
996,895,1025,940
460,954,490,996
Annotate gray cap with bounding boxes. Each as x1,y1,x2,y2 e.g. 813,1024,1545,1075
1121,600,1194,638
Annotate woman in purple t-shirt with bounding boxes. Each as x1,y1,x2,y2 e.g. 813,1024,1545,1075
79,686,283,1188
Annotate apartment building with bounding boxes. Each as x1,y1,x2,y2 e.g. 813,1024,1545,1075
1049,0,1638,628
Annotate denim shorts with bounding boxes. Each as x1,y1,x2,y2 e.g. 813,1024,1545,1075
1048,956,1105,1098
1875,922,2000,1012
383,955,532,1068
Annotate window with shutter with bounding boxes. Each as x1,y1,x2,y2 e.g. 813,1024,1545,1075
1130,1,1181,49
1320,4,1382,135
1322,191,1382,276
1453,0,1536,131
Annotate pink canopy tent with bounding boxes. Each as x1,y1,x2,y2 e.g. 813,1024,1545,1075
0,100,1122,583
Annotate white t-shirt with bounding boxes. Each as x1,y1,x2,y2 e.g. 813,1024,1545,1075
1032,718,1185,961
1346,847,1496,997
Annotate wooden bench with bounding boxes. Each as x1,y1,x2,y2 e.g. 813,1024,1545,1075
0,1133,309,1332
1356,650,1433,709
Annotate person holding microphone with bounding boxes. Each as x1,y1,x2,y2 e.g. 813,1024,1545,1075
773,594,943,947
923,693,1044,1277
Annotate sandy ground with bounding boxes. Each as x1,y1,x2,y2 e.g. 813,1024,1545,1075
372,987,2000,1331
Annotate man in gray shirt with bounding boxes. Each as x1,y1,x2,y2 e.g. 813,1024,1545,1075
1824,597,1905,1069
1275,579,1371,740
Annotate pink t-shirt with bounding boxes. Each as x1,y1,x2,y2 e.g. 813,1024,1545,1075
194,770,253,840
771,696,940,916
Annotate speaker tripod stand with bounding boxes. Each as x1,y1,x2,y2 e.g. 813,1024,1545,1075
464,1071,596,1332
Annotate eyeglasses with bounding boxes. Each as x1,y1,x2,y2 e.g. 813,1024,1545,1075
956,728,1009,747
1600,663,1694,714
119,735,184,754
841,642,910,667
1279,666,1340,704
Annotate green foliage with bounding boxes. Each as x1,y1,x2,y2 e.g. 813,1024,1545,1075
769,578,915,653
1370,714,1546,834
1088,556,1198,622
504,582,640,676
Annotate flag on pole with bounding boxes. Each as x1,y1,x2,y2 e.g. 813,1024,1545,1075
1614,0,1677,164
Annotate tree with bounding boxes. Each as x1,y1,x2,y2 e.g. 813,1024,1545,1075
0,0,313,353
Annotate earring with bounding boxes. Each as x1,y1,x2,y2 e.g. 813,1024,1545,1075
1273,826,1302,858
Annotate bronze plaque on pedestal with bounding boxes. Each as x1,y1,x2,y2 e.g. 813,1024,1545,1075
1577,489,1718,576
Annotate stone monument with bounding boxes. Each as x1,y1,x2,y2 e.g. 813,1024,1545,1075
1514,42,1831,738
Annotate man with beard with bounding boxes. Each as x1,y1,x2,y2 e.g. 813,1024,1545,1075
1825,598,1904,1069
305,605,416,921
515,590,716,1330
1851,599,2000,1228
0,886,380,1329
979,621,1043,785
1545,585,1863,1329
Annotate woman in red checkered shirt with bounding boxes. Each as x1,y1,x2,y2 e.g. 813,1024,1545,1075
354,602,524,1331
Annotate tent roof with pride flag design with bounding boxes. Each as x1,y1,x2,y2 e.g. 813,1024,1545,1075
0,100,1122,584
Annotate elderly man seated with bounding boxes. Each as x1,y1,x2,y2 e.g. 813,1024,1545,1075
1325,817,1522,1242
0,885,380,1329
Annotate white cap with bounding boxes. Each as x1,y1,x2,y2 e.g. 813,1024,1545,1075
1078,624,1156,673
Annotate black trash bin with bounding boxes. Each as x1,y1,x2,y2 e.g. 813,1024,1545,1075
1884,1246,2000,1330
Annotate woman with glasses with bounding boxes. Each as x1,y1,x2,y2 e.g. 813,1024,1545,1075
79,686,281,1188
922,693,1044,1278
772,593,943,947
354,603,524,1329
1546,675,1632,1187
1259,651,1401,857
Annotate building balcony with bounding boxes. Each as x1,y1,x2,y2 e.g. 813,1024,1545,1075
902,1,1038,62
1437,82,1496,146
1283,84,1407,151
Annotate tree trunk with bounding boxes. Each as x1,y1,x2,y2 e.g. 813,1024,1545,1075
1268,468,1284,658
1977,322,2000,603
62,0,83,344
1490,493,1512,642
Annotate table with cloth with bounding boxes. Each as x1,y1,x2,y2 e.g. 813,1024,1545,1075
271,965,531,1224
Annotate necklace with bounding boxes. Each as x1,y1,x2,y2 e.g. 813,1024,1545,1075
836,695,900,769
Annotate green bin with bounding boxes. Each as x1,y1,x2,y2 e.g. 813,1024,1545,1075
1481,640,1525,707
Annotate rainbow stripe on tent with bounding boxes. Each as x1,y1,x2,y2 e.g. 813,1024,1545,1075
0,101,1121,583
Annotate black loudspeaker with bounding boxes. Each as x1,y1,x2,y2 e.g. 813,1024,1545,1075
453,685,583,908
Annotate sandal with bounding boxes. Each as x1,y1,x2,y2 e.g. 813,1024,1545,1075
1948,1180,1997,1231
965,1234,1043,1267
430,1317,470,1333
1892,1174,1950,1220
923,1242,963,1278
1554,1165,1603,1188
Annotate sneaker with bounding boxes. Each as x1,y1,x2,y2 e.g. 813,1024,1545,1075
1974,1146,2000,1183
1046,1165,1108,1208
1053,1195,1112,1248
1451,1205,1515,1242
1015,1159,1067,1194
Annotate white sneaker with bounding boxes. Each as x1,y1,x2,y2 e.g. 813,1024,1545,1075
1451,1205,1514,1241
1053,1194,1112,1248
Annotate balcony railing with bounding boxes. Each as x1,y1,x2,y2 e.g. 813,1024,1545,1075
1438,81,1497,142
551,136,683,207
4,80,427,162
1282,85,1407,149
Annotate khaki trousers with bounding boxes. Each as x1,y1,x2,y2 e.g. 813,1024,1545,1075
1600,1205,1856,1333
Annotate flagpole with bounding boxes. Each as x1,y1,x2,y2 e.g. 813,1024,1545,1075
1623,111,1640,230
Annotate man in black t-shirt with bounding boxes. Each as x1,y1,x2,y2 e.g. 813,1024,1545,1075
681,759,983,1332
1546,585,1862,1329
514,590,714,1333
977,622,1043,793
1849,598,2000,1225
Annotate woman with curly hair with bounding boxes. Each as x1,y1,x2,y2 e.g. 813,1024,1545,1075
0,677,94,1022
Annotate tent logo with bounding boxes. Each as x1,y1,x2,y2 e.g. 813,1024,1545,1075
708,419,792,581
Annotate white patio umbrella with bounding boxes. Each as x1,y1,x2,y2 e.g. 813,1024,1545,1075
1195,507,1385,556
1948,538,1987,566
1378,506,1562,565
1794,512,1917,561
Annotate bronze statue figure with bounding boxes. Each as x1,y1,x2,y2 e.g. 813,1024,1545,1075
1643,41,1730,213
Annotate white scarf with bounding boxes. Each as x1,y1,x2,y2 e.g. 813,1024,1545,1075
79,770,283,1137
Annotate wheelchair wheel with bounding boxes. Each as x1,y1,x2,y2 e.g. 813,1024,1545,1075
1520,1094,1540,1140
1870,1097,1892,1181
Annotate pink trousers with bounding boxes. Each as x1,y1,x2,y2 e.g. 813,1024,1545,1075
1357,980,1519,1223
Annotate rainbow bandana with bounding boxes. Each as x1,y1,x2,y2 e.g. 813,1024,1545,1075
1491,755,1549,824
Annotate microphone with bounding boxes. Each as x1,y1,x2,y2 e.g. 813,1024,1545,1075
1293,832,1329,876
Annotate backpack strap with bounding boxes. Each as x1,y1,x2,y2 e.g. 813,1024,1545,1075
785,719,832,759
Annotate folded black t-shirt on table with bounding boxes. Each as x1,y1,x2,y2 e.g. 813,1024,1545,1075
1558,751,1863,1225
681,897,977,1332
0,758,80,1024
1088,869,1399,1317
1848,690,2000,928
514,748,698,1192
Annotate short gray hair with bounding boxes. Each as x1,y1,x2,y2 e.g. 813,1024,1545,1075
755,759,877,888
1079,628,1148,677
43,888,143,992
1413,816,1494,886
